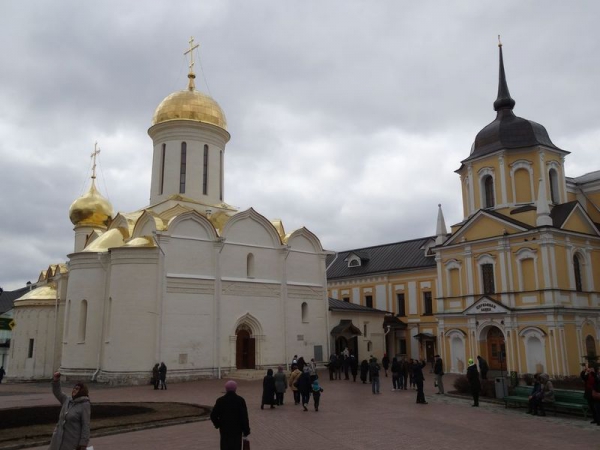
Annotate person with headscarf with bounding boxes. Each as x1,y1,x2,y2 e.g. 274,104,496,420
536,373,555,416
311,379,324,411
210,380,251,450
297,367,312,411
273,366,287,406
467,358,481,407
261,368,276,409
359,359,369,384
48,371,91,450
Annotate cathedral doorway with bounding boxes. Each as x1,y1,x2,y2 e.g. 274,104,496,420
486,327,506,371
236,327,255,369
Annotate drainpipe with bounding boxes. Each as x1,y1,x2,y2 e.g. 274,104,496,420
324,251,337,358
92,252,110,382
383,325,391,356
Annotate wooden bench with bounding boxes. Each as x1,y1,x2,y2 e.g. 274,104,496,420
504,385,589,418
504,385,532,408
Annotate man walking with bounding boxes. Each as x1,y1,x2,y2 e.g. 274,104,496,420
369,357,381,394
467,358,481,407
210,380,251,450
433,355,444,394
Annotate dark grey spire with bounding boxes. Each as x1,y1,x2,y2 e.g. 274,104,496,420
493,37,516,111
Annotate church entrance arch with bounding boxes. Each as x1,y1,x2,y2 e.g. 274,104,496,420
485,326,506,371
236,326,255,369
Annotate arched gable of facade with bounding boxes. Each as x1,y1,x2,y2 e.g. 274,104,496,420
286,227,324,253
519,327,547,374
230,313,266,370
222,208,282,247
131,210,164,239
167,211,218,240
231,312,264,337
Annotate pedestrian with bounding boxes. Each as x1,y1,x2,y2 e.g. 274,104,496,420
48,371,91,450
342,346,350,358
312,379,324,411
291,355,298,366
359,359,369,384
433,355,444,395
349,354,358,382
328,354,338,380
400,358,409,390
336,354,344,380
297,367,312,411
537,373,555,416
261,368,276,409
413,359,427,404
581,364,599,424
408,358,416,389
0,365,5,383
467,358,480,407
369,357,381,394
289,364,302,405
343,354,351,380
159,362,167,390
210,380,251,450
477,355,489,380
308,358,318,382
391,357,400,391
382,353,390,377
526,373,542,415
297,356,306,372
274,366,287,406
152,363,160,390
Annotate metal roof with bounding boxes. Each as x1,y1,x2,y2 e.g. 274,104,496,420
0,286,31,315
328,297,390,314
327,237,436,280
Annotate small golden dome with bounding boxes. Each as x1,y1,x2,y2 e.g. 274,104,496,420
69,181,114,228
151,88,227,130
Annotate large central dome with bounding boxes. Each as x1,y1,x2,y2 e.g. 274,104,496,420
151,88,227,130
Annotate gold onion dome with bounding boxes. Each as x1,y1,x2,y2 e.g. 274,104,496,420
151,75,227,130
69,180,114,228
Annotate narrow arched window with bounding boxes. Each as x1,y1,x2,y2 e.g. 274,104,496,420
301,302,308,323
203,145,209,195
79,300,88,342
549,168,559,204
247,253,255,278
179,142,187,194
484,175,495,208
574,254,583,292
586,335,596,358
159,143,166,195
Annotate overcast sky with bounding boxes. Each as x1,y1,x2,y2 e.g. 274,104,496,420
1,1,600,290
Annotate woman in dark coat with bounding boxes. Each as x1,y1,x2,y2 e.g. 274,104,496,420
159,362,167,390
413,360,427,404
360,359,369,384
467,358,481,407
261,368,276,409
391,357,401,390
152,363,160,390
296,367,312,411
349,354,358,382
382,354,390,377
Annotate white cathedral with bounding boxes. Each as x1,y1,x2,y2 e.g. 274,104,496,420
8,43,331,383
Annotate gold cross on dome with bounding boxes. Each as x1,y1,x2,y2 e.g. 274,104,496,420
90,142,101,180
184,36,200,73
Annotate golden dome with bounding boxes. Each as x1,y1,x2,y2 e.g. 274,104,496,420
69,181,114,228
151,88,227,130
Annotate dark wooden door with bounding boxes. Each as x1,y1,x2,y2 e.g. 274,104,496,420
425,341,435,363
236,330,255,369
487,327,506,370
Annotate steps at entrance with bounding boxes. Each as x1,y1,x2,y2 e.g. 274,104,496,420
225,370,266,381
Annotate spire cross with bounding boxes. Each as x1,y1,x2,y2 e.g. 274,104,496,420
184,36,200,74
90,142,101,180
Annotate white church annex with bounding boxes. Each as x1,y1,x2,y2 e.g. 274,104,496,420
8,40,330,384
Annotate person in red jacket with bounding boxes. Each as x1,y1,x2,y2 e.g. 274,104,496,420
581,363,599,424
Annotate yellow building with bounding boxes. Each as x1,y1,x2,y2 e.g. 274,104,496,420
327,44,600,377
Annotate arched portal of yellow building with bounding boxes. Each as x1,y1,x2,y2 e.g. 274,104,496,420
478,326,506,371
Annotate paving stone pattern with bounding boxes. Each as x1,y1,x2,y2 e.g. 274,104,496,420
2,372,597,450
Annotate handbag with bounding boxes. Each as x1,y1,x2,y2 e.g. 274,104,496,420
243,438,250,450
592,390,600,401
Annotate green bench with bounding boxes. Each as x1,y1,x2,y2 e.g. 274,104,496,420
504,385,589,418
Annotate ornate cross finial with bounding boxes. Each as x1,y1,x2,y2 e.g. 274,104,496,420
184,36,200,74
498,35,502,47
184,36,200,90
91,142,101,180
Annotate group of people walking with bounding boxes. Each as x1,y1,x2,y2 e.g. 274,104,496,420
261,357,323,412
